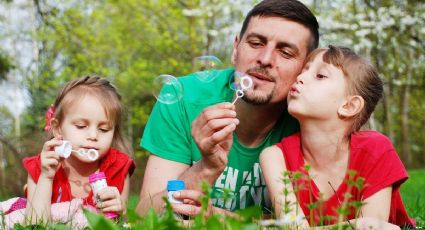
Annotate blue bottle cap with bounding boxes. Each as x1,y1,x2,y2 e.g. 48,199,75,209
167,180,185,191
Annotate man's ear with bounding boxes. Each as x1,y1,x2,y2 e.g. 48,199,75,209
337,95,364,118
51,118,62,137
231,35,240,65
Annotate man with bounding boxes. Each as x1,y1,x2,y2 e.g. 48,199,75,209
136,0,319,216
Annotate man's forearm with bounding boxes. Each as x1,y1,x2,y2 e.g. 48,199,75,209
178,158,226,190
136,190,168,216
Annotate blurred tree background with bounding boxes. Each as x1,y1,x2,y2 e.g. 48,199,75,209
0,0,423,198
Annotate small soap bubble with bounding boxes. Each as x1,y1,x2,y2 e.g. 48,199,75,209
152,74,184,104
193,55,223,82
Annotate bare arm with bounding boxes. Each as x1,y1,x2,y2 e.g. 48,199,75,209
260,146,308,225
25,175,54,223
136,155,189,215
25,138,62,223
137,103,238,215
184,102,238,190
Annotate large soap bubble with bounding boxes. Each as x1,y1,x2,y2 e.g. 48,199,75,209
193,55,223,83
152,74,184,104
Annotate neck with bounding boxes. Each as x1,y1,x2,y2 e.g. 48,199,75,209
235,99,286,147
299,119,351,169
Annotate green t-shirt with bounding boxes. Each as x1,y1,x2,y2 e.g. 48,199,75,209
141,68,298,211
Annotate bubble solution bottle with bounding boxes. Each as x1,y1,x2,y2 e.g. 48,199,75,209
89,172,119,220
167,180,185,219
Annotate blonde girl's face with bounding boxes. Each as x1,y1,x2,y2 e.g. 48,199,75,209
287,51,348,121
55,94,114,162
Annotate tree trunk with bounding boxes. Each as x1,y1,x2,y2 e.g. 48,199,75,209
400,50,413,167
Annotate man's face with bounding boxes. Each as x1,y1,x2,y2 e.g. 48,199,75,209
231,16,312,105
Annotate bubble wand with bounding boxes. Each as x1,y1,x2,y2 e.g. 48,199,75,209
55,140,99,161
232,72,253,105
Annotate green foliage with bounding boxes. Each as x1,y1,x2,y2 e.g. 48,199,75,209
0,51,13,81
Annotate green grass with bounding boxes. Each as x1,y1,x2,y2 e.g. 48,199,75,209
126,169,425,227
401,168,425,226
2,169,424,229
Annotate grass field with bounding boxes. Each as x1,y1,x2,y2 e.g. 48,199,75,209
128,169,425,226
400,169,425,226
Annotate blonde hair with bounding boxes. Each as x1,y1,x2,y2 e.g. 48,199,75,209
51,75,131,154
305,45,383,132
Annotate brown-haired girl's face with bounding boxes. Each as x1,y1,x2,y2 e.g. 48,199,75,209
53,94,115,162
287,51,348,121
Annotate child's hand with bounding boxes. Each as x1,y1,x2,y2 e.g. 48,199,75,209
95,186,123,212
40,137,63,180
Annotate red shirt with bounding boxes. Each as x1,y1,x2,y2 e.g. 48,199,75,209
276,131,415,227
23,148,135,206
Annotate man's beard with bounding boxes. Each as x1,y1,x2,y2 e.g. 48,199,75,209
241,67,275,105
242,88,274,105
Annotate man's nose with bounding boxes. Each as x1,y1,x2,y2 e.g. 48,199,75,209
256,46,274,68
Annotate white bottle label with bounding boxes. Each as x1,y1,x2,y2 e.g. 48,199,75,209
167,191,183,204
91,179,107,204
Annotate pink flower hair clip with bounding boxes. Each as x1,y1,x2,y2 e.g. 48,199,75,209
44,104,56,132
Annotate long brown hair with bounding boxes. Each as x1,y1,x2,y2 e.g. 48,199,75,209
51,75,131,154
305,45,383,132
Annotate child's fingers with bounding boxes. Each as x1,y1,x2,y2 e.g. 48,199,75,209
42,149,60,161
98,199,122,212
44,158,60,167
42,137,64,152
97,186,120,201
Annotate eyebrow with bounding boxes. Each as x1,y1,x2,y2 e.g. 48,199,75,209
246,32,300,55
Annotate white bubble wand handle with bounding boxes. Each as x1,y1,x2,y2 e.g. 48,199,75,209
232,90,244,105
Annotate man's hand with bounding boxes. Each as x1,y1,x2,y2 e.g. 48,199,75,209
171,189,238,219
170,189,213,218
191,102,239,171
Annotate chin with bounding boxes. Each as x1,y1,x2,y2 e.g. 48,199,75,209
243,90,273,105
288,105,303,118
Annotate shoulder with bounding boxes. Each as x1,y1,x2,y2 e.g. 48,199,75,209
276,132,301,151
350,130,405,176
22,155,41,182
351,130,394,156
260,145,287,172
178,68,234,103
102,148,136,176
23,155,40,167
260,145,283,160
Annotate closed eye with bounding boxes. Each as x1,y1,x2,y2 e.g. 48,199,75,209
99,128,111,133
248,40,263,48
317,74,328,79
279,50,293,58
75,125,86,129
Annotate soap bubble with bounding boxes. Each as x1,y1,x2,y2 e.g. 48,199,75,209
230,71,253,91
193,55,223,82
152,74,184,104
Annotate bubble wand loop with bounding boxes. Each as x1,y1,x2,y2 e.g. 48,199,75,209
231,74,253,105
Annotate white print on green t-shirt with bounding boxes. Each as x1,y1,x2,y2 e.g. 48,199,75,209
211,162,271,211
